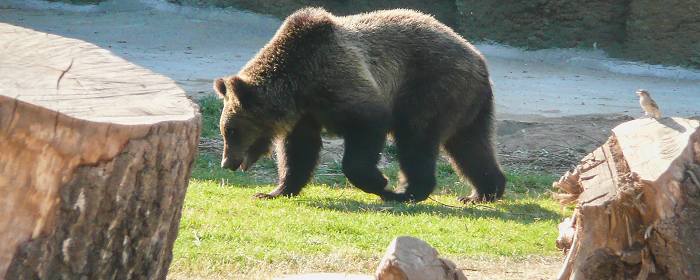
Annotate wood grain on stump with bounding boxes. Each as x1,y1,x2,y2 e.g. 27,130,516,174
554,117,700,280
0,23,201,279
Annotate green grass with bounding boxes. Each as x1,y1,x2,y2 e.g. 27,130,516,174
170,153,567,277
197,95,224,139
170,96,569,278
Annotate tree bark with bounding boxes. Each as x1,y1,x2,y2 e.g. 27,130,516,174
554,117,700,280
0,23,200,279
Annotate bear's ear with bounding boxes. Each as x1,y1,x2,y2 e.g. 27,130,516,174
223,76,259,109
214,77,228,98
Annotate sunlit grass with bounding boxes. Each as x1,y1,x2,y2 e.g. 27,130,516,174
170,153,567,277
170,96,569,278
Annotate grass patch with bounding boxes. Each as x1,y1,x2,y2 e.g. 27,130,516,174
197,95,224,139
180,96,567,278
171,154,567,278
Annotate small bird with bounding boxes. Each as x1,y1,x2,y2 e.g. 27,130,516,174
636,89,662,118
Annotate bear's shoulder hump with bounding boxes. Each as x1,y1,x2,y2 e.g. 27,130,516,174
283,7,335,35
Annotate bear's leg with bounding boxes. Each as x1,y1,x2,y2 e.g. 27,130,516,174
390,132,440,202
341,130,395,199
443,114,506,203
252,114,322,199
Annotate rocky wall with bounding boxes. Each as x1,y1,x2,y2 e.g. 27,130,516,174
172,0,457,28
180,0,700,69
455,0,699,69
624,0,700,68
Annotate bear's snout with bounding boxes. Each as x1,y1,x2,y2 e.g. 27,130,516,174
221,156,242,172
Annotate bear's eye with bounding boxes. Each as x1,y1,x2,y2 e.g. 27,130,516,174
225,126,240,136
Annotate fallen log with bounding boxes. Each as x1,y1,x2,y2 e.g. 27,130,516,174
376,236,468,280
0,23,200,279
554,117,700,280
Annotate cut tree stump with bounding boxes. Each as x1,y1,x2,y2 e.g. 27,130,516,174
0,23,201,279
553,117,700,280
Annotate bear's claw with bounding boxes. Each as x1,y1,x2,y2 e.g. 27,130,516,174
251,193,276,199
457,193,499,204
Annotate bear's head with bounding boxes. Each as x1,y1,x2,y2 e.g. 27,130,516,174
214,76,273,172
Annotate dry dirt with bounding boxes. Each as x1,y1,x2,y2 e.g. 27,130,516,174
200,113,639,175
168,256,565,280
494,113,635,174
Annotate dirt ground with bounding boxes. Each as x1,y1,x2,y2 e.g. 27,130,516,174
200,113,638,175
168,256,565,280
495,113,632,173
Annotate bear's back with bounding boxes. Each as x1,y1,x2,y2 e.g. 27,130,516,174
240,7,489,103
334,9,488,98
240,8,336,82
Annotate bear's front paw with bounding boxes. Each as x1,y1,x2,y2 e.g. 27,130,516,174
251,193,277,199
379,191,415,203
457,196,476,204
252,190,295,199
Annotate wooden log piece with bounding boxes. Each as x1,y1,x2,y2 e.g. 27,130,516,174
273,273,374,280
554,117,700,280
376,236,468,280
0,23,201,279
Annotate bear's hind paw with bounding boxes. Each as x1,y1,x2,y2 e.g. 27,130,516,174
457,193,499,204
456,196,477,204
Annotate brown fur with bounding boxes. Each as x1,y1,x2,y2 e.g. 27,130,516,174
215,7,505,203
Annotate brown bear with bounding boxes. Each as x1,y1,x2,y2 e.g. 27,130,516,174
214,7,506,203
